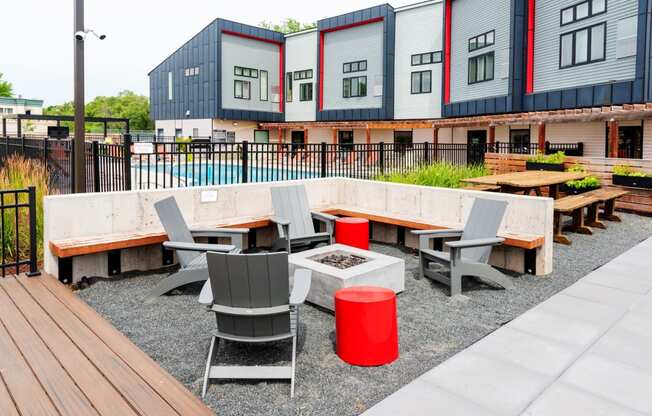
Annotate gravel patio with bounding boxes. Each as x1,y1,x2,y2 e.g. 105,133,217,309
78,213,652,416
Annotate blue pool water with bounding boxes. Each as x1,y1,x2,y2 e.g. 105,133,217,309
137,163,317,186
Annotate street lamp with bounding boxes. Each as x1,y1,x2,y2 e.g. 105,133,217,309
73,0,105,193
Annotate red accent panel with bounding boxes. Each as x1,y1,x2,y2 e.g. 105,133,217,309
221,29,283,45
318,17,384,112
526,0,535,94
443,0,452,104
279,43,284,112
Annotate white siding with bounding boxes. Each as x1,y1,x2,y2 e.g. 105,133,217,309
322,21,384,111
450,0,511,102
545,122,607,157
533,0,638,92
285,31,318,122
394,2,443,119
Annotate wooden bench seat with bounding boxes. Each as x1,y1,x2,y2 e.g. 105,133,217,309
553,194,600,245
582,187,629,222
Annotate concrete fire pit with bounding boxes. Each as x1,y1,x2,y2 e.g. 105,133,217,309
288,244,405,311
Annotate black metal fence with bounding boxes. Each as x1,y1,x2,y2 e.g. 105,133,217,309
0,187,39,277
1,135,583,193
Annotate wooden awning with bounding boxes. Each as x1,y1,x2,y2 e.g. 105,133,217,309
260,103,652,130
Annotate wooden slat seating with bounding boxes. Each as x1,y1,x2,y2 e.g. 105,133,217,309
553,194,601,245
582,187,630,222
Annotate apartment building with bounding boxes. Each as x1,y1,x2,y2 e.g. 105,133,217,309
0,97,45,136
149,0,652,159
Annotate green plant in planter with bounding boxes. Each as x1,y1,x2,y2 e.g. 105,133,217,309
566,163,586,173
527,151,566,164
613,165,650,177
565,175,600,191
175,136,193,162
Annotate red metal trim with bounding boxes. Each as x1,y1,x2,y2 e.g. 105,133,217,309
319,32,325,111
221,29,283,45
279,43,284,112
318,17,384,112
526,0,535,94
444,0,452,104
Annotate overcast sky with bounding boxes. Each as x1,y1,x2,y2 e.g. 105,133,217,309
2,0,415,106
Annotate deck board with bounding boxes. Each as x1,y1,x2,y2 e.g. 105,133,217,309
0,274,214,416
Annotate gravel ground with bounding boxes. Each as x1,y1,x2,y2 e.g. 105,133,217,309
78,213,652,416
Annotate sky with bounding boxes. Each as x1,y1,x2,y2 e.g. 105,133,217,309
1,0,415,107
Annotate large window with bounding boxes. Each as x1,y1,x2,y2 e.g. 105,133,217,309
167,72,173,100
609,125,643,159
394,131,413,152
299,83,313,101
338,131,354,151
468,52,494,84
285,73,293,103
234,80,251,100
411,51,443,66
254,130,270,143
411,71,431,94
561,0,606,26
234,66,258,78
343,76,367,98
293,69,313,80
560,22,606,68
260,70,268,101
343,60,367,74
469,30,495,52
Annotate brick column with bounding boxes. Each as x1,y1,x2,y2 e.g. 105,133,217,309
608,120,619,158
537,123,546,153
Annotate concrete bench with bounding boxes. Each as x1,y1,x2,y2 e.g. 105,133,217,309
553,194,600,245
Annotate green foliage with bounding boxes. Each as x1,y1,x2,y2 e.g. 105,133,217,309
375,163,490,189
566,163,586,173
613,165,650,177
527,151,566,164
0,72,13,97
0,155,51,263
175,136,193,161
565,175,601,190
259,18,316,34
43,90,153,133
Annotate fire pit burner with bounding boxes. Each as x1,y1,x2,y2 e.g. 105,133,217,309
308,250,370,270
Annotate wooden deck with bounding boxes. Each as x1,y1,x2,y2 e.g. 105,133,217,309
0,273,214,416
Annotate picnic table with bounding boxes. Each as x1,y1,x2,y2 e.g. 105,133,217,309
462,170,588,199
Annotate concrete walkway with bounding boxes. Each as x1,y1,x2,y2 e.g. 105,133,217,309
364,236,652,416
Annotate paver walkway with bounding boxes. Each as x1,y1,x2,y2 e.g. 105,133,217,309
364,236,652,415
0,273,214,416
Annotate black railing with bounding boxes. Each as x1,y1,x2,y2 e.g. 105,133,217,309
0,187,39,277
1,135,584,193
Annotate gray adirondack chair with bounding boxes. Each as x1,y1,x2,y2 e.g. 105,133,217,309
202,251,311,399
270,184,337,253
144,196,249,303
411,198,514,296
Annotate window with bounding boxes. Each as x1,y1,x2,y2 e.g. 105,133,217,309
167,71,173,100
510,129,531,153
184,67,200,77
254,130,270,143
561,0,607,26
338,131,354,151
175,128,182,138
234,80,251,99
234,66,258,78
468,52,494,84
560,22,606,68
300,83,313,101
293,69,313,80
285,73,293,102
617,16,638,59
260,70,268,101
291,131,306,151
616,125,643,159
411,71,432,94
192,128,199,137
343,76,367,98
411,51,443,66
157,128,164,138
394,131,413,151
343,60,367,74
469,30,495,52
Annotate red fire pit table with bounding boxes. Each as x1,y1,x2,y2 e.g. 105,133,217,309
335,217,369,250
334,286,398,366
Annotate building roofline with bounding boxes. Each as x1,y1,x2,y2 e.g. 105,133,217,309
394,0,441,13
0,97,44,106
284,27,318,38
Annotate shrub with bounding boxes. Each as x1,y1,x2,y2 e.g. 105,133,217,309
565,175,600,190
0,155,51,265
375,162,490,189
566,163,586,173
527,151,566,164
613,165,649,177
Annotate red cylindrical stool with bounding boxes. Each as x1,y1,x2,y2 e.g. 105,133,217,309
335,286,398,366
335,217,369,250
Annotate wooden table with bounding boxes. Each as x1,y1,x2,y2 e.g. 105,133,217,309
462,171,589,199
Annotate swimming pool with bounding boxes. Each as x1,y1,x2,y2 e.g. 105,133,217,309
135,163,318,187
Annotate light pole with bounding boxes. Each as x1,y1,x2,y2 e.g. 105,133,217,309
73,0,105,193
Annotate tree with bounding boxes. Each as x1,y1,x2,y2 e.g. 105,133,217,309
43,91,153,133
259,18,316,34
0,73,13,97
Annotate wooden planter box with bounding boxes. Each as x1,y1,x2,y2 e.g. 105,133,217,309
525,162,565,172
612,174,652,189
